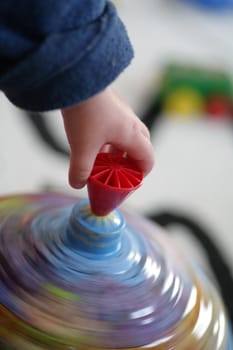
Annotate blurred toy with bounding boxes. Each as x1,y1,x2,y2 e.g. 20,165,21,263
206,95,233,118
158,64,233,119
163,87,205,117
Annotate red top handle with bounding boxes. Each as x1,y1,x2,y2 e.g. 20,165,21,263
87,153,143,216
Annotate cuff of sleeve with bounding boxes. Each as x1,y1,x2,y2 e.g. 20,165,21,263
4,4,134,111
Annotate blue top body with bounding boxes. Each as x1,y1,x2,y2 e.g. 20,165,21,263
0,0,133,111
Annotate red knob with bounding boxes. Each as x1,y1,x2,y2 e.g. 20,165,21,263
87,153,143,216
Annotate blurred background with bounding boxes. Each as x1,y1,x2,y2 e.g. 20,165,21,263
1,0,233,271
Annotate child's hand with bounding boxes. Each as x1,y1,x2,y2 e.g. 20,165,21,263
62,87,154,189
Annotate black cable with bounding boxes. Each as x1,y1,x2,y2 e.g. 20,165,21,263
23,111,70,157
147,211,233,325
141,95,162,131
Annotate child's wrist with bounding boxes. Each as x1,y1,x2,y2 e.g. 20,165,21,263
62,88,111,115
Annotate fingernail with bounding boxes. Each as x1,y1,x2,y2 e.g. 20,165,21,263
70,181,86,189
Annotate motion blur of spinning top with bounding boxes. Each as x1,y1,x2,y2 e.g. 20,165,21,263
0,153,232,349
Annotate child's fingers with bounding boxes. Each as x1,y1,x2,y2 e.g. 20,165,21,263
127,138,154,176
112,128,155,176
62,110,101,188
67,133,104,189
68,144,101,189
139,119,151,139
100,144,115,153
69,128,154,188
69,154,96,189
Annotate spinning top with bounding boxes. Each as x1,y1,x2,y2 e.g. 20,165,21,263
0,155,232,349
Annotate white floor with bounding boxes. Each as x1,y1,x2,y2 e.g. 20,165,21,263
1,0,233,269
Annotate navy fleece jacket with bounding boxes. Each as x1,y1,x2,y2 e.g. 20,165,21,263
0,0,133,111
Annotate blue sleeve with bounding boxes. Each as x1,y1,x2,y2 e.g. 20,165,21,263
0,0,134,111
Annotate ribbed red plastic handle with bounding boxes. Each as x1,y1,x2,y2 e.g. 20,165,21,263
87,153,143,216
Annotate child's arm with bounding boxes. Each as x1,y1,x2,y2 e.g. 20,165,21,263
62,88,154,188
0,0,133,111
